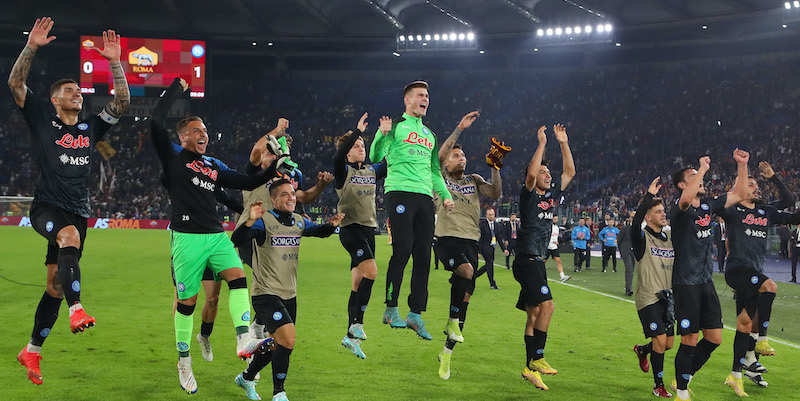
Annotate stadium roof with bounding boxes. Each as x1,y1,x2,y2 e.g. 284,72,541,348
0,0,794,58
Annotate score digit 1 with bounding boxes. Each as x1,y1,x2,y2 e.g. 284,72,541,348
193,65,201,79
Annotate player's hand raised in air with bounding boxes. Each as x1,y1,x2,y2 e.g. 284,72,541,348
247,201,265,226
177,78,189,92
318,171,334,185
648,176,662,196
27,18,57,49
457,111,480,131
356,112,369,133
379,116,392,135
537,125,547,145
93,30,122,62
329,213,345,227
733,148,750,166
274,118,289,138
554,123,568,144
698,156,711,171
759,161,774,179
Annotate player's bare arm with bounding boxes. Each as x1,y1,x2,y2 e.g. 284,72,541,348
473,171,502,200
296,171,333,204
8,18,56,107
94,30,130,118
438,111,479,161
250,118,289,166
554,123,575,190
678,156,710,211
724,148,750,208
525,125,547,191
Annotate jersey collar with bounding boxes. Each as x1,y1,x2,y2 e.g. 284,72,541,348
402,112,421,123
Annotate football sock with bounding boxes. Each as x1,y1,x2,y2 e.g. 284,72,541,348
272,344,293,395
227,278,250,335
30,291,62,347
675,343,695,390
200,321,214,338
757,292,775,337
355,278,374,324
650,351,665,386
347,290,357,328
243,348,274,381
175,303,196,357
532,329,547,361
732,330,748,372
57,247,82,307
691,338,719,374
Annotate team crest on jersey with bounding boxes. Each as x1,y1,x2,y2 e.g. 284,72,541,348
77,122,89,131
540,286,550,295
396,204,406,214
449,258,455,267
271,235,301,247
356,249,364,257
242,311,250,321
273,311,283,321
177,282,186,292
680,319,690,329
649,322,658,331
422,127,430,135
45,221,54,232
758,209,765,215
700,204,709,210
750,276,759,284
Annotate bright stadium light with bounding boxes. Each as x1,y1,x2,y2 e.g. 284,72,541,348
251,42,257,46
575,26,582,34
458,33,465,40
605,24,612,32
555,27,562,35
615,42,621,47
434,34,440,40
702,25,708,29
597,24,605,33
408,35,414,41
783,24,789,28
450,32,457,40
795,0,800,8
585,25,592,33
416,35,422,41
534,48,539,52
537,29,544,36
787,2,792,9
425,34,431,40
479,50,485,54
267,42,274,46
546,28,553,36
467,32,475,40
565,27,572,34
399,35,405,41
392,52,400,57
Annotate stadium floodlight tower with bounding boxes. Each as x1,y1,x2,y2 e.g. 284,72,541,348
396,31,478,53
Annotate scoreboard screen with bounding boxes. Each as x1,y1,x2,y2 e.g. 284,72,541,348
80,36,206,98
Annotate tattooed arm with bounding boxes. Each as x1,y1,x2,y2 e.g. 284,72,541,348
438,111,479,162
93,30,130,118
8,18,57,107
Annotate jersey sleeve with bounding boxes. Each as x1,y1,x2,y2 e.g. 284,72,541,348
18,88,49,140
708,194,728,214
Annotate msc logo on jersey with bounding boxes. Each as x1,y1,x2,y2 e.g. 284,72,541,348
128,46,159,72
271,235,301,247
59,154,90,166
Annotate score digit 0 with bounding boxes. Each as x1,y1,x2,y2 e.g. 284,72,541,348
83,61,94,74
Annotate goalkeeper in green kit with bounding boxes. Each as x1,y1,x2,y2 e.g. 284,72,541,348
371,80,467,339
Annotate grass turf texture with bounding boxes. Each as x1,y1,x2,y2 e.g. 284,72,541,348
1,225,799,400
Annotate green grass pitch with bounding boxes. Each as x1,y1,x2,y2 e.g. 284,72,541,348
1,226,799,400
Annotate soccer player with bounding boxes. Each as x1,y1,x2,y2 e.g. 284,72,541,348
544,215,571,282
719,161,798,395
571,218,590,272
10,19,130,385
516,124,575,390
476,208,502,290
333,112,387,359
502,213,521,269
231,181,344,401
669,150,749,401
630,177,675,398
151,78,279,394
433,117,501,380
369,81,456,339
599,219,620,272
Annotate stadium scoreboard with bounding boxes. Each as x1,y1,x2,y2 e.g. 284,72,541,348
80,36,206,98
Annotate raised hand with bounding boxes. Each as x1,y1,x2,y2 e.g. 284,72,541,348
554,123,568,144
536,125,547,145
276,118,289,137
249,201,265,221
759,161,775,179
699,156,711,171
356,112,368,133
379,116,392,135
27,18,56,49
318,171,334,184
93,30,121,61
648,176,662,195
457,111,480,131
178,78,189,92
328,213,345,227
733,148,750,165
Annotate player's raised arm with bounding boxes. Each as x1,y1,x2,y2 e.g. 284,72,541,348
250,118,289,166
369,116,392,162
297,171,333,204
759,161,796,209
525,126,547,191
8,18,56,107
724,149,750,208
93,30,130,120
678,156,710,211
150,78,188,163
438,111,479,162
554,123,575,191
474,170,502,200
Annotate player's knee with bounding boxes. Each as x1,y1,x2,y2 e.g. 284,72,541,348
56,226,81,248
761,279,777,293
360,260,378,280
457,264,474,279
206,295,219,308
540,300,555,315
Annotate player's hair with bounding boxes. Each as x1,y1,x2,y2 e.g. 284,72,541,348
541,160,550,167
671,166,694,189
336,130,362,150
403,81,429,96
177,116,203,135
452,144,463,150
50,78,78,97
285,134,293,147
647,197,664,211
269,178,293,197
579,217,586,220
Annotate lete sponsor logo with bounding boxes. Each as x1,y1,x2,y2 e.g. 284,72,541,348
402,131,435,150
742,214,768,227
695,214,712,227
55,133,91,149
186,160,219,180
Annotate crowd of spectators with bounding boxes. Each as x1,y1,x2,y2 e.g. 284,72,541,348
2,52,800,224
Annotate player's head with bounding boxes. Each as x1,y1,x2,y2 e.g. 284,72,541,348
403,81,429,117
511,213,518,222
177,116,208,154
50,78,82,113
445,144,466,174
552,215,558,224
672,166,705,195
270,179,296,212
534,160,552,192
744,175,763,203
608,219,617,227
644,197,667,228
337,131,366,163
578,217,585,226
485,208,495,221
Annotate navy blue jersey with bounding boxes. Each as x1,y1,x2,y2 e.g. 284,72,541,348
720,203,800,272
517,178,562,257
669,195,727,285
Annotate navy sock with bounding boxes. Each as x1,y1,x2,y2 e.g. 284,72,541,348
640,342,653,355
347,290,357,329
243,348,273,381
532,329,547,361
449,276,469,319
651,351,665,386
757,292,775,337
57,247,82,306
691,338,718,374
732,331,749,372
272,344,293,395
200,321,214,337
674,343,695,390
524,335,535,366
355,278,374,324
30,292,63,346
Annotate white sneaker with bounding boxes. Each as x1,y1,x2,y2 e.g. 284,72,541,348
196,333,213,362
177,356,197,394
249,321,266,339
237,333,270,360
272,391,289,401
559,275,572,282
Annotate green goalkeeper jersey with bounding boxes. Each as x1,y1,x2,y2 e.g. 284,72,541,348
369,113,452,200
